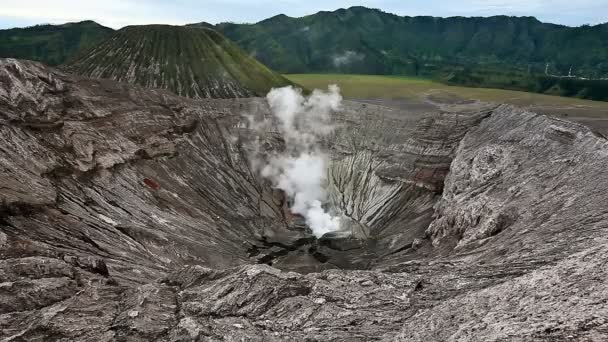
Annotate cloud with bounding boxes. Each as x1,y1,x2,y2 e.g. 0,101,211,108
0,0,606,29
466,0,544,11
446,0,608,24
333,51,365,67
0,0,189,28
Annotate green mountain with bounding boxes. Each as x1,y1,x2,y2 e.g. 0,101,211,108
0,21,113,66
63,25,294,98
2,7,607,100
211,7,608,79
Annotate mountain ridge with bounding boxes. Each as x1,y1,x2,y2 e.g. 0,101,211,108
218,6,580,27
63,24,294,98
0,20,113,66
2,6,607,100
211,6,608,78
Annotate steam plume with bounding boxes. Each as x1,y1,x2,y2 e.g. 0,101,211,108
251,85,343,238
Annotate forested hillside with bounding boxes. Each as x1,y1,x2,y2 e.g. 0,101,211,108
0,21,113,65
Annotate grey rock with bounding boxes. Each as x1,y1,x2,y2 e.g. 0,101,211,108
1,59,608,341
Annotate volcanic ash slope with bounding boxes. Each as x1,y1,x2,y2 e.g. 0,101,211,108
63,25,293,99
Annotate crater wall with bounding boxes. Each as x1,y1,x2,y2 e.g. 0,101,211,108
2,59,608,341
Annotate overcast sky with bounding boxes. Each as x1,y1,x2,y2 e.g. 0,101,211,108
1,0,607,29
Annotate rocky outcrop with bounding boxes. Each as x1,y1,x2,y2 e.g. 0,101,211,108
0,58,281,285
326,101,492,247
427,106,608,258
2,59,608,341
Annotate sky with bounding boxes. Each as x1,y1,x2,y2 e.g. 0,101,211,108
0,0,607,29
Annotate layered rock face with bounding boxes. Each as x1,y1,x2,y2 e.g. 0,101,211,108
1,59,608,341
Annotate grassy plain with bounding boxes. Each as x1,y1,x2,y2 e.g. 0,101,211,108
286,74,608,118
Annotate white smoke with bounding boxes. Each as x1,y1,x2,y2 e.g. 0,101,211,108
250,85,343,238
333,50,365,67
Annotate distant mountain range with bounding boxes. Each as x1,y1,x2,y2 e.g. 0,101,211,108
208,7,608,79
1,6,607,100
0,21,113,66
63,25,293,98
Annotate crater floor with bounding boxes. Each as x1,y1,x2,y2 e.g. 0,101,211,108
1,59,608,341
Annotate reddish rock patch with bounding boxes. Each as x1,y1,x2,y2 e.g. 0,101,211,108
143,178,161,190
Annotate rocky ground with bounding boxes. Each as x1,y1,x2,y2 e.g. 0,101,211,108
1,58,607,341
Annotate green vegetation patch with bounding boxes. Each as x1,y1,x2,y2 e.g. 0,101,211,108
286,73,608,117
0,21,114,66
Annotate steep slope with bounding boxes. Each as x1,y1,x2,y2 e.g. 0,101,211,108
0,21,113,66
211,6,608,78
63,25,293,98
2,59,608,340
